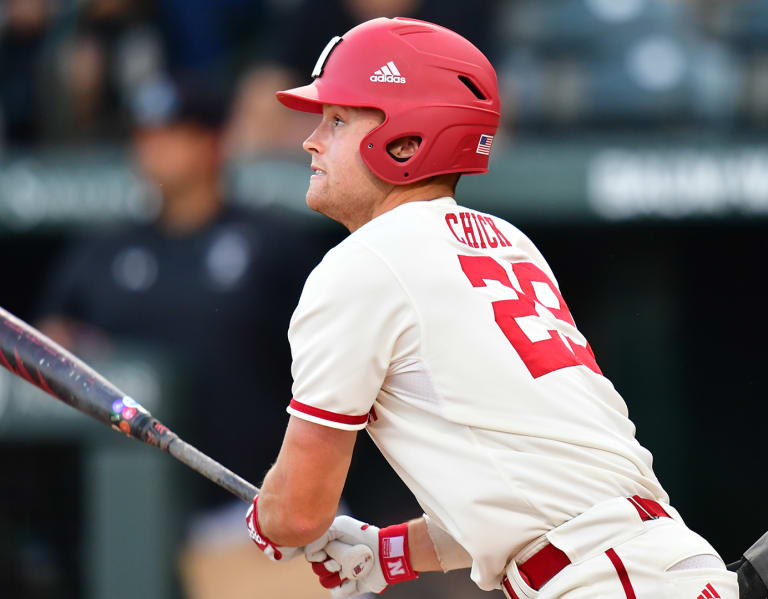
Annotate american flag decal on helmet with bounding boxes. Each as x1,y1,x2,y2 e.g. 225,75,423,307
476,134,494,155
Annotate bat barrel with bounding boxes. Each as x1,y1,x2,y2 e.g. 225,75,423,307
1,307,172,444
0,307,125,424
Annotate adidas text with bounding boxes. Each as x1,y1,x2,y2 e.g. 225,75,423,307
370,74,406,84
370,61,406,84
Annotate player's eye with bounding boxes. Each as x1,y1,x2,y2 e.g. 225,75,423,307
332,116,344,127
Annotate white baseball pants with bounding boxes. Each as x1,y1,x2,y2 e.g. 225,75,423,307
501,497,737,599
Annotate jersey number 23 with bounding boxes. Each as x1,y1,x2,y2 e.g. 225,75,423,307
459,255,602,379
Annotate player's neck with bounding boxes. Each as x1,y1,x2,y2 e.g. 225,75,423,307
368,178,456,224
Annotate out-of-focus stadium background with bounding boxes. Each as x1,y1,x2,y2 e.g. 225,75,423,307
1,0,766,598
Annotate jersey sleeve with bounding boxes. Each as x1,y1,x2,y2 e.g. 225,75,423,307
287,240,417,430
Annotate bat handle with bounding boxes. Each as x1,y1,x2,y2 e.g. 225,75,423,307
166,438,260,503
326,540,375,580
167,437,373,579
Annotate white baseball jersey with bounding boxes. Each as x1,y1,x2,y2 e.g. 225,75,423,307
286,197,668,591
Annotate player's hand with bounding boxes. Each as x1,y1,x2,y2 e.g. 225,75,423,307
245,495,301,561
304,515,417,598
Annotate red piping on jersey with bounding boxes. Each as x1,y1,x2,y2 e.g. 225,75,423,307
627,495,669,519
289,398,369,426
605,548,636,599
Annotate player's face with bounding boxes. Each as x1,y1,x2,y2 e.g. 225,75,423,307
302,105,390,231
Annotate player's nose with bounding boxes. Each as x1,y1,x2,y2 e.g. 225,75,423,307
303,127,323,154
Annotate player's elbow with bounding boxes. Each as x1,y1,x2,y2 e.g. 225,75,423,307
285,514,335,546
267,505,335,546
259,488,336,546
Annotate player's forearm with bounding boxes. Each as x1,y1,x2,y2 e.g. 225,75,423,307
258,465,336,546
257,416,357,547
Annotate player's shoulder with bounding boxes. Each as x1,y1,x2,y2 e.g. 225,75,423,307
364,196,460,234
313,200,439,271
294,237,410,323
342,196,459,254
303,234,397,294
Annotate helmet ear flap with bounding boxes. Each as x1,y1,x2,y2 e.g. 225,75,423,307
361,104,497,185
360,122,427,184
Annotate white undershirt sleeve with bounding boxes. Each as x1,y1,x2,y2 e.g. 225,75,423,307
424,514,473,572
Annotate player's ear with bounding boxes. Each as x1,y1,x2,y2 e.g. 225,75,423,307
387,136,421,162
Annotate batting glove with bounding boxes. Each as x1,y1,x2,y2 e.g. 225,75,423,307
245,495,301,561
304,515,418,598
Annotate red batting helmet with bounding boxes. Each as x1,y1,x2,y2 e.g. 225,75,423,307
276,17,500,185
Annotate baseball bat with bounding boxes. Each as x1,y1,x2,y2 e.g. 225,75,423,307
0,305,373,580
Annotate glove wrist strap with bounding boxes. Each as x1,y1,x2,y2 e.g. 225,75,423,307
248,496,284,560
378,523,419,585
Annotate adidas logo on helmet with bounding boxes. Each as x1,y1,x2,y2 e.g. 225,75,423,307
370,61,406,84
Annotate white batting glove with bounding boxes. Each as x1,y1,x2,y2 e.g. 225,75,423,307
305,515,418,598
245,495,301,561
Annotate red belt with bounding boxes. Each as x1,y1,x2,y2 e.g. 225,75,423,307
502,496,670,596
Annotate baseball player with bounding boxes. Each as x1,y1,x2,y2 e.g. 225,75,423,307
244,17,739,599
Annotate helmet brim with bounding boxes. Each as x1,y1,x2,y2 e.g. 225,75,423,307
276,83,377,114
275,84,325,114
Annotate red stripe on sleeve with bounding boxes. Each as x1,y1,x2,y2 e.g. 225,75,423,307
605,548,637,599
289,399,369,426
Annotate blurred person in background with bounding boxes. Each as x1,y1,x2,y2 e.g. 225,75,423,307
35,76,326,599
151,0,272,78
49,0,159,142
0,0,54,145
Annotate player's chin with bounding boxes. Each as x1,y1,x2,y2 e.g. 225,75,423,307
305,185,328,214
306,190,346,227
